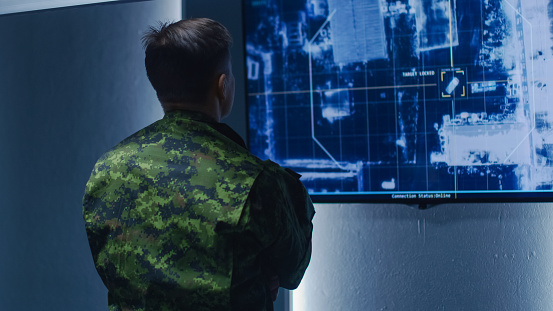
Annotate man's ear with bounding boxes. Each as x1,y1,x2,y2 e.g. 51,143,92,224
217,73,228,102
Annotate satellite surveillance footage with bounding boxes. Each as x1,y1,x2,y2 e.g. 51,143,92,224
244,0,553,202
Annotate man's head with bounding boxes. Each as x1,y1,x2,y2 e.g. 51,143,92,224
142,18,234,119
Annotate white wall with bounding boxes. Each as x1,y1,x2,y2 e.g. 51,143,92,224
294,203,553,310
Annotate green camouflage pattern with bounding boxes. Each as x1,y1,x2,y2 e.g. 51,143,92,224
230,164,314,310
83,110,314,311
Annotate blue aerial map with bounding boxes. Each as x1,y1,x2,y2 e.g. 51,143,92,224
244,0,553,201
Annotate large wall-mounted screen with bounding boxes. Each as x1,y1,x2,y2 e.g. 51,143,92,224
244,0,553,203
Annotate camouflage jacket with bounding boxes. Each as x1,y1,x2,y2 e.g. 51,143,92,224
83,110,314,311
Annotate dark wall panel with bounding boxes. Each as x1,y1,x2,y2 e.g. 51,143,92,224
0,1,180,310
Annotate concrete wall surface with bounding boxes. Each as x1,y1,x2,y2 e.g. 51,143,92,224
294,202,553,311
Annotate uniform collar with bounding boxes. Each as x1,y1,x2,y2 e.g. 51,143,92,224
163,110,247,149
164,109,217,123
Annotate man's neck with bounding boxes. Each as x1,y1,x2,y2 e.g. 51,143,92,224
162,100,222,122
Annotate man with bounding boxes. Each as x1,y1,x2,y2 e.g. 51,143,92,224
82,18,314,311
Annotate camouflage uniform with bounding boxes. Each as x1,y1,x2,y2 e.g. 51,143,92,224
83,110,314,311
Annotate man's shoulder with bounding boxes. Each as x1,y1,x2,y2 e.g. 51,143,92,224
88,117,268,188
249,161,312,215
97,120,162,158
257,160,302,184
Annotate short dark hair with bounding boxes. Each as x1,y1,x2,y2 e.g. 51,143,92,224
142,18,233,104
